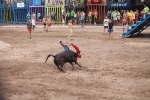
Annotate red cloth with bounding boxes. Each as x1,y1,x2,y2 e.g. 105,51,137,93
48,22,51,26
27,28,32,32
71,43,81,61
136,15,139,21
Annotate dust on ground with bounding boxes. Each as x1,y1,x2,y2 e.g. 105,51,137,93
0,26,150,100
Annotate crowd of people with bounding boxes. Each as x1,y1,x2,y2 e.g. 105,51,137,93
103,4,149,39
26,4,150,39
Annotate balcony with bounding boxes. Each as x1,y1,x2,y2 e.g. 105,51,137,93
30,0,44,6
46,0,63,6
65,0,85,7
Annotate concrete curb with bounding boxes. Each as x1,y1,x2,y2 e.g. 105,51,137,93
0,25,150,29
0,25,124,29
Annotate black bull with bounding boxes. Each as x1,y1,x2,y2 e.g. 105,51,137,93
45,50,81,72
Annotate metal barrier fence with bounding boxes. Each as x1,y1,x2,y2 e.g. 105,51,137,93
1,9,13,24
14,9,28,24
30,6,45,21
46,6,62,23
87,5,107,23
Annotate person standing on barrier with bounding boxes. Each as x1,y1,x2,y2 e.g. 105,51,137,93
88,10,92,25
37,11,41,24
62,11,65,25
70,10,75,23
135,9,140,23
93,9,98,25
51,11,56,24
143,5,149,17
26,12,31,22
81,11,85,27
66,11,70,23
27,20,32,39
74,12,77,24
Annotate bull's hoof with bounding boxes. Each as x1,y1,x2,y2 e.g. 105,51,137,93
60,69,65,73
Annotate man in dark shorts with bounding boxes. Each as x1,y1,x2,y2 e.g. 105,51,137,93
108,19,114,39
27,20,32,39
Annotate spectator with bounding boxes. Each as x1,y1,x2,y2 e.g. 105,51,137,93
108,19,114,39
103,16,109,35
37,11,41,24
26,12,31,22
66,11,70,23
88,10,92,24
81,11,85,27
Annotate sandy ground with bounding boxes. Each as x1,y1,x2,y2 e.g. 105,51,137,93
0,25,150,100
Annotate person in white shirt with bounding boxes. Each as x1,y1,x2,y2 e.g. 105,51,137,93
37,11,41,24
103,16,109,35
32,18,36,31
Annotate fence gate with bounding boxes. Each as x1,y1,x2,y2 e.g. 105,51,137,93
14,9,28,24
1,9,13,24
87,5,107,23
46,6,62,23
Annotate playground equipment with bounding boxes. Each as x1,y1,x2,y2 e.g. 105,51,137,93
121,14,150,38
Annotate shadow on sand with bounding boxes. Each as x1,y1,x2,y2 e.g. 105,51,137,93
130,33,150,38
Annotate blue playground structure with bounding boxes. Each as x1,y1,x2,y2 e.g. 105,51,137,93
122,14,150,38
0,0,29,24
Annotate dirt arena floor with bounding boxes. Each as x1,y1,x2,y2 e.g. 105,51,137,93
0,25,150,100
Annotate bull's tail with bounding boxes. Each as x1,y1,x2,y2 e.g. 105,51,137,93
45,54,55,63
